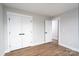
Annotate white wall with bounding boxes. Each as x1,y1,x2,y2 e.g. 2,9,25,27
0,4,5,55
59,7,79,52
33,16,46,45
3,6,51,51
52,18,59,40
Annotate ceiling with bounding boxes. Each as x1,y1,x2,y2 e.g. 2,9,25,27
4,3,78,16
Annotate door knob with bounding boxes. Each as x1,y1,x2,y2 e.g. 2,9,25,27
19,33,25,35
45,32,47,34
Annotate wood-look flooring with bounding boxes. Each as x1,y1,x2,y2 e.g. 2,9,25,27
5,41,79,56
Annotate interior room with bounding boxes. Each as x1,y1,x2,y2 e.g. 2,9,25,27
0,3,79,56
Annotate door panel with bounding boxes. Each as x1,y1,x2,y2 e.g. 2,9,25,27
8,14,22,51
45,20,52,42
21,16,33,47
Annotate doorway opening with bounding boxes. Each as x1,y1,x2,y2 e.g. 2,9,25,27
52,19,59,43
45,19,59,43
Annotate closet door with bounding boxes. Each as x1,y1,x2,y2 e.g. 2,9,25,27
21,15,33,47
45,20,52,43
7,12,33,51
7,13,22,51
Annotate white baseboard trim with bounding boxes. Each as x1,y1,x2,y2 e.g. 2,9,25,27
30,41,52,47
4,50,10,53
0,50,10,56
59,43,79,52
0,51,6,56
32,41,53,46
31,42,45,46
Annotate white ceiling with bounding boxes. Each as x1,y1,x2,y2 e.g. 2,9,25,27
4,3,78,16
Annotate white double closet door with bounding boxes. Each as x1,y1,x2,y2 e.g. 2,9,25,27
7,12,33,51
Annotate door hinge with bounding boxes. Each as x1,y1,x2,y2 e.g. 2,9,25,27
9,18,10,22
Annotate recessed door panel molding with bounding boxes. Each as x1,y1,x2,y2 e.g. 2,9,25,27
7,12,33,51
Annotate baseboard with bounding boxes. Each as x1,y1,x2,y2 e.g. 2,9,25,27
59,43,79,52
0,50,10,56
0,51,6,56
31,41,52,47
4,50,10,53
31,42,45,46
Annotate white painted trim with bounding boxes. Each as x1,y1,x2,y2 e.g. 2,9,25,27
0,50,11,56
31,42,45,46
0,51,6,56
31,41,52,47
59,43,79,52
4,50,10,53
